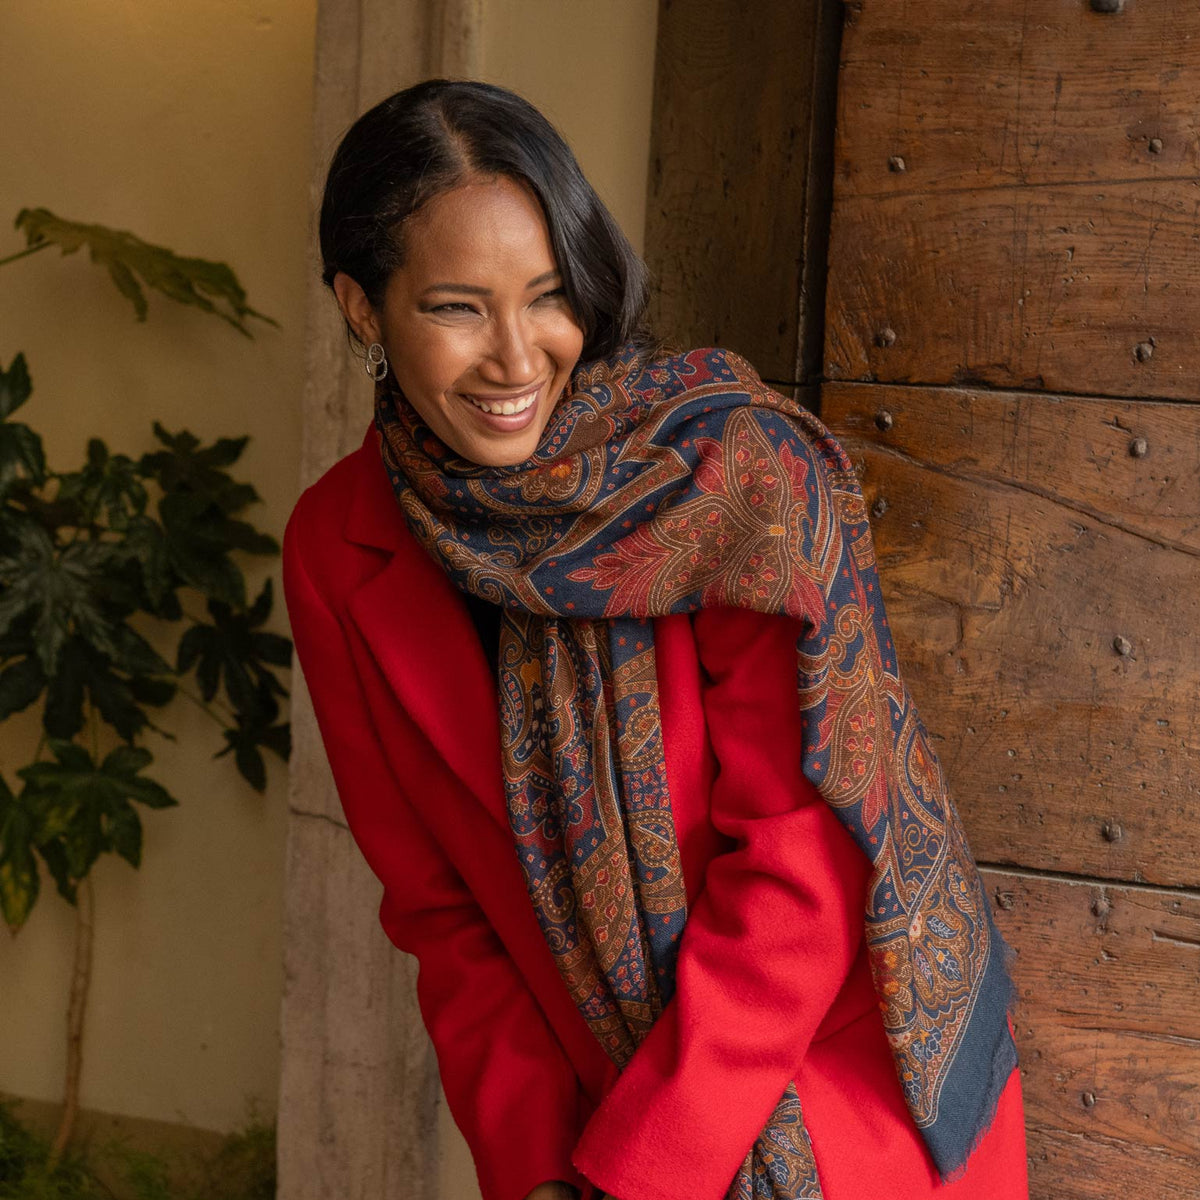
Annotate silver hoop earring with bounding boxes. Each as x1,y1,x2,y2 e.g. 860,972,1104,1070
364,341,389,382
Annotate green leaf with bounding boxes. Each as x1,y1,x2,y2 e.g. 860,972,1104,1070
0,356,44,497
0,850,39,931
41,635,171,743
110,623,171,677
0,421,47,494
252,631,293,670
37,838,75,903
102,745,151,775
216,714,290,793
0,525,126,674
109,801,143,868
128,673,175,707
100,746,175,808
43,636,88,738
171,552,245,611
0,606,36,658
42,738,93,772
135,426,280,608
257,721,291,760
64,804,104,880
217,518,279,556
236,741,266,792
0,774,40,931
247,577,274,625
184,624,219,701
157,492,249,608
164,430,249,470
0,353,32,419
177,585,291,716
218,726,266,793
117,515,178,612
142,426,259,515
13,209,277,337
55,440,147,530
0,654,45,719
85,656,148,741
185,553,246,611
1,485,72,551
17,739,178,898
175,624,204,675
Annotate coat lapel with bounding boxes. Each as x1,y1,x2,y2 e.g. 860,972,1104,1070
341,432,511,832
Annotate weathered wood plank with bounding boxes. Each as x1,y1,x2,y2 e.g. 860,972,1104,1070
822,381,1200,887
826,0,1200,400
826,381,1200,557
1025,1121,1199,1200
822,2,1200,1191
644,0,841,381
836,0,1200,197
824,181,1200,400
984,868,1200,1196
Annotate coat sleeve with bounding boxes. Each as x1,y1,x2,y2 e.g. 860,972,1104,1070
570,606,873,1200
283,497,588,1200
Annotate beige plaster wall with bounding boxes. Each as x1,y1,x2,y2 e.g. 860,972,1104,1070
0,0,317,1133
476,0,659,254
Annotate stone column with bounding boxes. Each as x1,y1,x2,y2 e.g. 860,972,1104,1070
278,3,482,1197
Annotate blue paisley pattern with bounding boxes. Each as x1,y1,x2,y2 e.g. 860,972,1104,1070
375,345,1017,1195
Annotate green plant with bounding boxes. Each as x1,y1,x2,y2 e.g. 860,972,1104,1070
0,1103,105,1200
0,212,290,1157
0,1103,277,1200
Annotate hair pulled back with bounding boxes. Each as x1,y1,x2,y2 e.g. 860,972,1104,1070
319,78,652,362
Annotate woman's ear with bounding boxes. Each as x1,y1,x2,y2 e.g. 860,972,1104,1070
332,272,382,347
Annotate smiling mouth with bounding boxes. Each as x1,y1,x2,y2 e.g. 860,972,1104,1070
463,385,541,416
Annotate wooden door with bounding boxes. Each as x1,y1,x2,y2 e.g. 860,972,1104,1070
645,1,1200,1195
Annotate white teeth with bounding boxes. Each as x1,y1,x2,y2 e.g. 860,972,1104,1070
469,392,537,415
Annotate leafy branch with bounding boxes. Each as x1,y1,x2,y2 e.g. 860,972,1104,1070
8,209,277,336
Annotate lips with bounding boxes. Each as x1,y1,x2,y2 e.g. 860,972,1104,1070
459,382,547,431
465,387,539,416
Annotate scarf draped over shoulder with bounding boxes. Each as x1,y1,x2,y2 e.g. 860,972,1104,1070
375,344,1018,1199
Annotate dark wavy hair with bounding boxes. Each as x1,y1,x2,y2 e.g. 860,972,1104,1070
318,78,653,361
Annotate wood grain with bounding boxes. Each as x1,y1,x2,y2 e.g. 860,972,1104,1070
822,381,1200,888
644,0,841,381
817,3,1200,1194
985,868,1200,1194
826,0,1200,401
836,0,1200,197
824,181,1200,400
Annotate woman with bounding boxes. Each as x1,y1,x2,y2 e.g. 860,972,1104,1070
283,79,1028,1200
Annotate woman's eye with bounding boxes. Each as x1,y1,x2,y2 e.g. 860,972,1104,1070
535,287,566,304
432,302,479,315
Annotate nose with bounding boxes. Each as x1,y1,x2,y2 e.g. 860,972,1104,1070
479,311,539,385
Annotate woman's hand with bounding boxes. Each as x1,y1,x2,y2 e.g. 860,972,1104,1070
523,1183,580,1200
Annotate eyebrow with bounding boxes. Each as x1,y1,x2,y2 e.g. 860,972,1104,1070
420,269,561,297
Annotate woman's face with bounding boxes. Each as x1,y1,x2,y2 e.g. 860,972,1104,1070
340,174,585,467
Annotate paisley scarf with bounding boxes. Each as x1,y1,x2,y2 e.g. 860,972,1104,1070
375,345,1017,1198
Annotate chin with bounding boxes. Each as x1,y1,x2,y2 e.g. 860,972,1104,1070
467,439,540,468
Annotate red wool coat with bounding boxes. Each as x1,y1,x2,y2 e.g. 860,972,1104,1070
283,429,1029,1200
